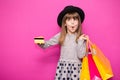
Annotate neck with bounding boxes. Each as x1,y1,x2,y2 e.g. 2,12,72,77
67,31,76,35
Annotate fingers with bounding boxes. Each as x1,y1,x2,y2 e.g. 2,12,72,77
37,43,45,45
37,43,45,48
79,34,89,40
82,34,89,38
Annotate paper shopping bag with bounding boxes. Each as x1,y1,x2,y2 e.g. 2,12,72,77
80,56,90,80
90,42,114,80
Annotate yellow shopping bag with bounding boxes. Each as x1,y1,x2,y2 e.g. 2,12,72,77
90,42,114,80
80,56,90,80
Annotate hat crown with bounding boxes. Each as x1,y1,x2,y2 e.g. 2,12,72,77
64,5,74,10
63,5,78,13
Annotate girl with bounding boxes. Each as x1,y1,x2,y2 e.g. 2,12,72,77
37,5,88,80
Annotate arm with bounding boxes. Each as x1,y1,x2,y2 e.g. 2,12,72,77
38,32,60,49
77,39,87,59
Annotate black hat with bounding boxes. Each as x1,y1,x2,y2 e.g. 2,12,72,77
57,5,85,27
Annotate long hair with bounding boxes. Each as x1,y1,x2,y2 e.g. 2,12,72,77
59,12,83,45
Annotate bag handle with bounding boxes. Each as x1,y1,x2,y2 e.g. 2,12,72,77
86,38,97,55
86,38,93,54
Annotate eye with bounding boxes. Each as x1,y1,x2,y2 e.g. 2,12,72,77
66,17,70,21
73,17,78,20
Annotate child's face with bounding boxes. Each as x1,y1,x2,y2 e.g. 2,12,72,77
65,17,79,34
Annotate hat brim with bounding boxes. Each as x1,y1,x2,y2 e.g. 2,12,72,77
57,6,85,27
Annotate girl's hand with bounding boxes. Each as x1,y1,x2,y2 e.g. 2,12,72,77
79,34,89,41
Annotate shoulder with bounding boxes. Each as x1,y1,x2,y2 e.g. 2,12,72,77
54,32,61,37
78,38,86,44
51,32,61,39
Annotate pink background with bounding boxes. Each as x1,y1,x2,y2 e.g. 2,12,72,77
0,0,120,80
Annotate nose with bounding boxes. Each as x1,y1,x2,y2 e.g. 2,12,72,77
70,18,74,24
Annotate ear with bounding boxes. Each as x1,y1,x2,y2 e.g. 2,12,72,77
65,24,67,26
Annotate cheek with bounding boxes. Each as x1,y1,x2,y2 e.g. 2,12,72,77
75,21,79,25
66,21,70,25
75,26,78,30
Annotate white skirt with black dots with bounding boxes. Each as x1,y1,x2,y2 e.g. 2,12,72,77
55,60,82,80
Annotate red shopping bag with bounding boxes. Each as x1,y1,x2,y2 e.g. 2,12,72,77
88,54,101,80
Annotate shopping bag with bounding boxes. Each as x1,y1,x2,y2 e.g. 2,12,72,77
80,39,102,80
89,40,114,80
80,54,102,80
88,54,101,80
92,44,114,80
80,56,90,80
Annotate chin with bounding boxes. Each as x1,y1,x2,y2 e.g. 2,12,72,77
71,31,76,33
71,30,76,32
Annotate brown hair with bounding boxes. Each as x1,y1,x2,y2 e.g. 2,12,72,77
59,12,83,45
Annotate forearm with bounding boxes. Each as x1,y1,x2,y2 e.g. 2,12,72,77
38,32,60,49
77,39,87,59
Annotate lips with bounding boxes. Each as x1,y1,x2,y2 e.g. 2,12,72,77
71,26,75,29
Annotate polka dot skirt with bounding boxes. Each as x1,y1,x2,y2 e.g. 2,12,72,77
55,60,82,80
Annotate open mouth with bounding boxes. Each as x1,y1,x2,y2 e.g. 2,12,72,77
71,26,75,29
